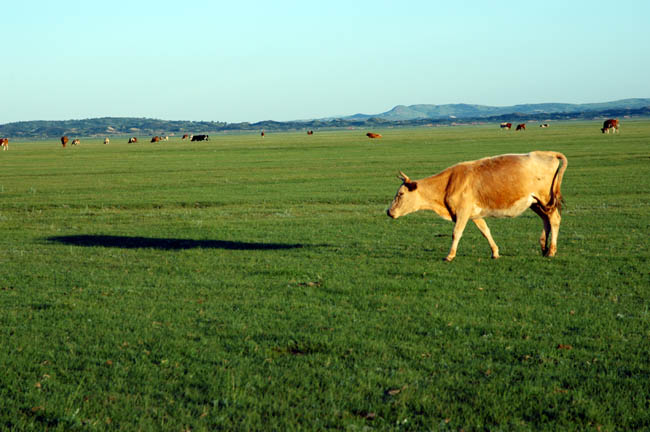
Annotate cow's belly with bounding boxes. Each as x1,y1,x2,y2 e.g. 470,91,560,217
473,195,534,218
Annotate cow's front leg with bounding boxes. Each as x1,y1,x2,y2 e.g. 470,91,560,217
473,218,500,259
445,214,469,262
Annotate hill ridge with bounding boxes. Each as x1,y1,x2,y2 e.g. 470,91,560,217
2,99,650,138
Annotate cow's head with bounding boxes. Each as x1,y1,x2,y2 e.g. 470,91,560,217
387,171,421,219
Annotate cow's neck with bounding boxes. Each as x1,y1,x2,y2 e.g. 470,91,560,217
418,171,452,220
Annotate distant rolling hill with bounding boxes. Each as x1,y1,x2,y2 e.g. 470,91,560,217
2,99,650,138
341,98,650,121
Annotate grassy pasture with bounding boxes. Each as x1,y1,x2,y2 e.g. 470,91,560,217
0,122,649,430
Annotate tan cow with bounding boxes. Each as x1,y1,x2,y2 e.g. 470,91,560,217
366,132,382,138
71,139,80,146
387,151,568,261
104,137,110,145
0,138,8,151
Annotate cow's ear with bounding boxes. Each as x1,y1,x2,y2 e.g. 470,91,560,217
398,171,411,183
405,181,418,192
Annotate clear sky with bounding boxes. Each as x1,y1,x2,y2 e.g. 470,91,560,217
3,0,649,124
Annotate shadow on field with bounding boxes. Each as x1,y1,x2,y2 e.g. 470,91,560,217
47,235,305,251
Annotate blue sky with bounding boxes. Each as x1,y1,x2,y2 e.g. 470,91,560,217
2,0,649,123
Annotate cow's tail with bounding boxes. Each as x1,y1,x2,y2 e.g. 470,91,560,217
536,152,568,215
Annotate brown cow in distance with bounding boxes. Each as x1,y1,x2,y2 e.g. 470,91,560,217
387,151,568,261
128,137,138,143
61,136,69,148
366,132,382,139
307,130,314,135
1,138,8,151
182,134,190,140
500,122,512,130
71,139,80,146
151,136,161,143
601,119,619,134
516,123,526,131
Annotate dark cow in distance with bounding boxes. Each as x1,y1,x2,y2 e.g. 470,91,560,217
1,138,8,151
128,137,138,143
601,119,619,134
500,122,512,130
516,123,526,131
182,134,190,140
151,136,161,143
191,134,209,142
366,132,382,139
307,130,314,135
61,136,69,148
540,124,550,128
387,151,568,261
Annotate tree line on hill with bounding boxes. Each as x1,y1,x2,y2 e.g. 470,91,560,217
1,107,649,139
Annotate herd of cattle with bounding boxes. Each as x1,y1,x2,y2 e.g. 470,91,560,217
497,118,619,133
500,122,549,130
57,134,211,147
0,119,623,151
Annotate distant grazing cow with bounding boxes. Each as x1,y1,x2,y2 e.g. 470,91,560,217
307,130,314,135
61,136,69,148
1,138,8,151
387,151,568,261
71,139,80,146
191,134,208,142
261,131,265,137
540,124,550,128
151,136,161,143
162,136,169,141
182,134,190,140
601,119,619,134
104,137,110,145
128,137,138,143
366,132,382,138
516,123,526,131
500,122,512,130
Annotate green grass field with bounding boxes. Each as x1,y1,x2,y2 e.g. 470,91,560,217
1,122,649,430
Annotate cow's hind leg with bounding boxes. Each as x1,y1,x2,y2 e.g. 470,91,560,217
531,206,551,255
546,209,561,257
445,213,470,262
473,218,500,259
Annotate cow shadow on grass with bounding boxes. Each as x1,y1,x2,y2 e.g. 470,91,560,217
46,235,306,251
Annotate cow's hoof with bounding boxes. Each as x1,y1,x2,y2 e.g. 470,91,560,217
491,254,500,260
443,256,455,262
